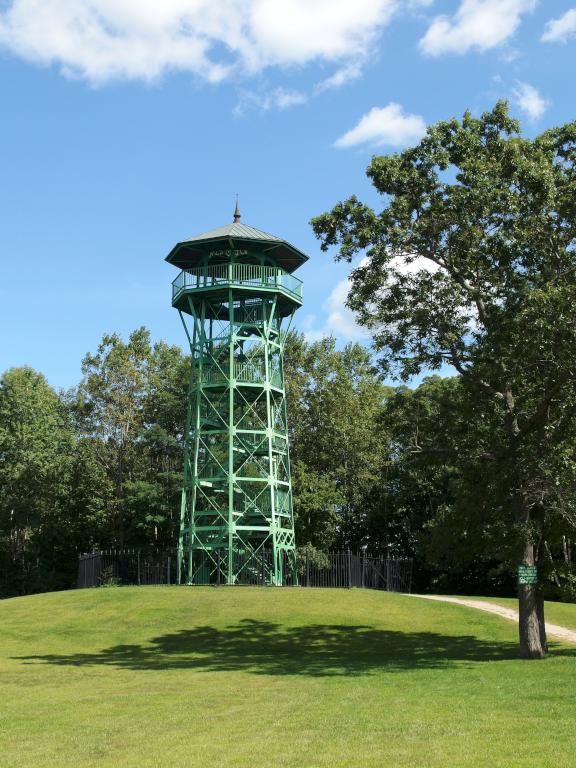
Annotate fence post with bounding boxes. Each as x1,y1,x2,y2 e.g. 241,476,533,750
167,556,171,586
347,549,352,589
361,554,365,589
386,557,391,592
137,551,141,586
306,551,310,588
217,550,221,586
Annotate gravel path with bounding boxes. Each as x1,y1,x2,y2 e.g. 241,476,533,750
410,594,576,644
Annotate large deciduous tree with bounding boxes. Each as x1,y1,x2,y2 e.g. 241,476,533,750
312,102,576,659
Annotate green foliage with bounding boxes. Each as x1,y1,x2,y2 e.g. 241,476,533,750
285,333,390,550
0,367,74,595
98,566,120,588
292,461,343,550
0,330,190,596
75,328,188,551
312,103,576,604
295,542,331,574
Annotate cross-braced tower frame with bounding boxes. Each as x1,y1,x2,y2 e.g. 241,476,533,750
166,211,307,585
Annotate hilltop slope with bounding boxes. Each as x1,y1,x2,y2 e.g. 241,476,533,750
1,587,575,768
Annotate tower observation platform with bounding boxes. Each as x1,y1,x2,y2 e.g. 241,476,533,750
166,206,307,585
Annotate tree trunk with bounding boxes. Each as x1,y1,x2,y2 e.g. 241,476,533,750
536,591,548,654
518,543,546,659
518,584,545,658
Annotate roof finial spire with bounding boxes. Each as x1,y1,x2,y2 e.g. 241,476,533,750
233,195,241,224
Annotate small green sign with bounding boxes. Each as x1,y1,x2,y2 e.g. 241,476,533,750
517,565,538,585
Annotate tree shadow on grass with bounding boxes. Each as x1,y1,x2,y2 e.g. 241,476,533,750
17,619,573,676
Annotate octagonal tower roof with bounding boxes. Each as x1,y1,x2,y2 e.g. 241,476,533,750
165,220,309,274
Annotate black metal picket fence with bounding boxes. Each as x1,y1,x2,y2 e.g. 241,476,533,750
78,549,412,593
301,551,413,592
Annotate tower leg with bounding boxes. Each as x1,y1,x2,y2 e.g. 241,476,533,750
177,293,298,587
186,549,192,584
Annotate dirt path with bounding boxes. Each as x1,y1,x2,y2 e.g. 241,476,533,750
410,594,576,644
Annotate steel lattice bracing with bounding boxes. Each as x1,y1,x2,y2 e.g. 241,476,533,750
166,222,307,585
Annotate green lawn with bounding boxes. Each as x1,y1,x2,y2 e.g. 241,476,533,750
1,587,575,768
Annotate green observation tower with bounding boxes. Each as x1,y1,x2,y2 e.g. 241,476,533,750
166,204,307,585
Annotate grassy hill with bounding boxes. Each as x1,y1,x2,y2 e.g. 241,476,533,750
1,587,575,768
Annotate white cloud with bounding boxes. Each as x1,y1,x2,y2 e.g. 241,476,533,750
274,89,307,109
388,253,440,277
322,276,369,340
303,253,439,343
315,63,363,92
542,9,576,43
303,260,370,342
512,81,549,121
0,0,398,85
498,47,520,63
234,87,307,115
419,0,536,56
335,103,426,149
304,273,369,343
249,0,396,68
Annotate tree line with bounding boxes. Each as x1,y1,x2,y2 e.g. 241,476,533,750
1,326,574,603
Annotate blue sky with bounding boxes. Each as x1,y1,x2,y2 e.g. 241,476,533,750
0,0,575,390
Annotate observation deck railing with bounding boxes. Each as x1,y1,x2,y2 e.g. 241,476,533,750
172,263,303,303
